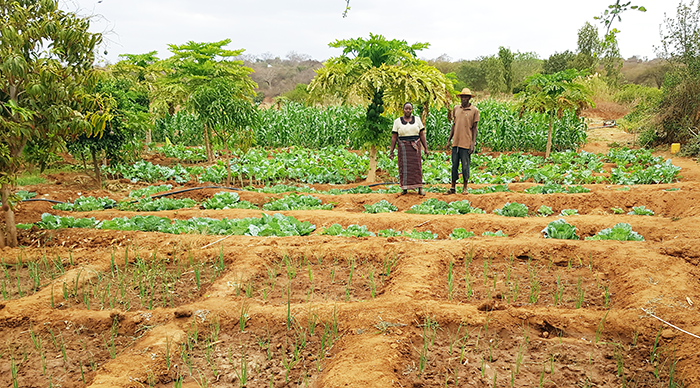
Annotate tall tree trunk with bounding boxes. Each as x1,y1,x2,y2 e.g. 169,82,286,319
545,112,554,159
91,148,102,187
203,125,214,163
145,128,152,144
367,145,377,183
225,144,232,186
1,185,17,248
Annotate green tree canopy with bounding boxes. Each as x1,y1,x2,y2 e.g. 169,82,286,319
517,69,594,157
308,33,453,181
0,0,103,247
151,39,257,161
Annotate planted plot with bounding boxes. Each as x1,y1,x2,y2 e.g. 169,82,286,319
0,317,136,388
442,254,612,309
238,252,399,304
393,317,683,388
57,246,225,311
0,252,78,301
170,309,342,387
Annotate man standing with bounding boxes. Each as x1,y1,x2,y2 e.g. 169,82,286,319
446,88,479,195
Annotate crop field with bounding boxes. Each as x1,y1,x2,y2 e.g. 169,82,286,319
1,141,699,388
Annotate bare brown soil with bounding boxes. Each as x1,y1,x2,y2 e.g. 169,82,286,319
1,140,700,387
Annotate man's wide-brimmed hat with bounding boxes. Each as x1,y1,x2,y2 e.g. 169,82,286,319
457,88,474,97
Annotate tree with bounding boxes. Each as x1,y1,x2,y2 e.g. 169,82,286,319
455,60,487,91
517,70,594,158
481,55,507,94
308,33,453,182
573,22,601,71
498,47,515,93
595,1,647,84
151,40,257,161
0,0,104,247
67,73,151,187
543,51,577,74
189,78,257,185
653,0,700,144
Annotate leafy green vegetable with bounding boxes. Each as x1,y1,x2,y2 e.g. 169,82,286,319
467,184,510,194
128,185,173,198
585,223,644,241
611,207,625,214
406,198,458,215
628,206,654,216
542,219,579,240
494,202,529,217
450,228,475,239
482,230,508,237
566,185,590,194
263,194,333,211
28,213,315,236
559,209,579,216
119,197,197,212
363,200,398,214
52,196,116,212
448,200,485,214
320,224,375,237
378,228,402,237
203,192,257,210
16,190,36,200
537,205,554,216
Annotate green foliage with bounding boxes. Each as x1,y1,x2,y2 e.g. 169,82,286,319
378,228,402,237
105,161,191,183
119,197,197,212
52,197,116,212
375,228,436,239
543,51,577,74
559,209,579,216
280,83,311,104
611,207,625,214
449,228,475,239
653,0,700,144
128,185,173,198
67,75,150,170
542,219,579,240
256,103,362,149
321,224,375,237
448,200,486,214
585,223,644,241
202,192,257,210
262,194,333,211
363,200,398,213
494,202,529,217
27,212,315,236
628,206,654,216
405,198,484,215
153,112,203,145
482,230,508,237
15,191,36,201
403,229,438,239
155,144,207,162
537,205,554,216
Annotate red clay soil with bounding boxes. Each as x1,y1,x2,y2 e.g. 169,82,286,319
1,147,700,387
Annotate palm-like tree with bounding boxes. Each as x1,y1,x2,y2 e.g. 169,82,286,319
309,33,454,182
517,69,594,158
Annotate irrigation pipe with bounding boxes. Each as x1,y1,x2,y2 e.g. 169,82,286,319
21,198,65,204
201,233,236,249
642,308,700,340
150,185,242,198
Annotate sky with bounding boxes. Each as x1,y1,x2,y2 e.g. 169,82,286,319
63,0,683,65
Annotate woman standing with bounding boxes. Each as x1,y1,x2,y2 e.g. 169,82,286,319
389,102,428,195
